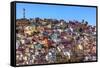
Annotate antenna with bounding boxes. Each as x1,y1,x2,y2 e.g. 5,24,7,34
23,8,25,19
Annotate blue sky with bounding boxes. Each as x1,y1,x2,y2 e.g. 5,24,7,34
16,3,96,26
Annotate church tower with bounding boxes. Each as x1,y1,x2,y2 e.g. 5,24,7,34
23,8,25,19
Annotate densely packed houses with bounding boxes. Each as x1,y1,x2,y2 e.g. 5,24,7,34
16,18,96,65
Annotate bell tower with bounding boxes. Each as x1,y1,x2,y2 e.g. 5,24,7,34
23,8,25,19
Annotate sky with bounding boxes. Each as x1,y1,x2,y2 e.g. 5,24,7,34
16,3,96,26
